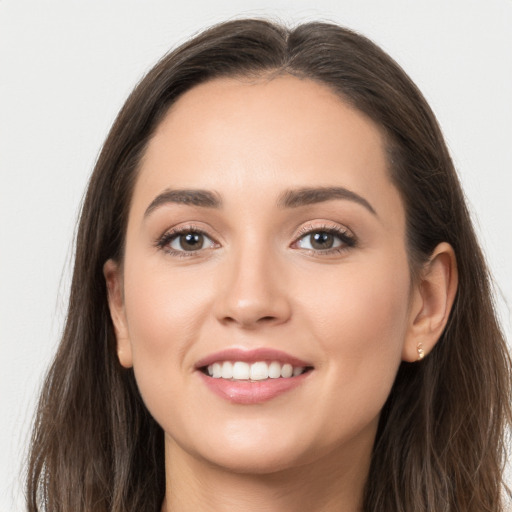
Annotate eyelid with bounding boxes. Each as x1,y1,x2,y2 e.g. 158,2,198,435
155,223,220,257
291,222,357,254
154,220,357,258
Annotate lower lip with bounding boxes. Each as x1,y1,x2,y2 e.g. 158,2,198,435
198,371,311,404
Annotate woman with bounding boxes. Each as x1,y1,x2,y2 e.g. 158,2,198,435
26,18,511,512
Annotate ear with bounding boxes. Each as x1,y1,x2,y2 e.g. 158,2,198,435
402,242,458,362
103,259,133,368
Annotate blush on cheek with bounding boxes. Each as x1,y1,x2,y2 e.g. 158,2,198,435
124,262,208,341
121,266,212,424
311,263,409,384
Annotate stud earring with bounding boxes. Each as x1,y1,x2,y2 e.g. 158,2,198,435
417,343,425,361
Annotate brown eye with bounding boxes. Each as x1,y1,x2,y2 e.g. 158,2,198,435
310,232,335,250
179,233,204,251
294,226,357,254
297,230,344,251
168,231,214,252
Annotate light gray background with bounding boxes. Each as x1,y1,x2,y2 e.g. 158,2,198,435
1,1,511,510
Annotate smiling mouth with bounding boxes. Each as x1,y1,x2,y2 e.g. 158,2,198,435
200,361,314,381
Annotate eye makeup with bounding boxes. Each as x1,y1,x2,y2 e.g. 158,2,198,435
154,220,357,259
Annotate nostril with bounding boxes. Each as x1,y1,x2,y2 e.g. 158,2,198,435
221,315,278,328
215,291,292,328
219,314,282,330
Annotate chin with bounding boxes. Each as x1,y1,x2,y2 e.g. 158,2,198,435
168,420,316,475
198,444,312,475
186,423,342,476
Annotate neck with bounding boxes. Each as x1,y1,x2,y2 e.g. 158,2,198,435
161,435,373,512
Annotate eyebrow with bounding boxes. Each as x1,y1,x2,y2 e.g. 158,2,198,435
144,189,222,217
277,186,377,215
144,185,376,217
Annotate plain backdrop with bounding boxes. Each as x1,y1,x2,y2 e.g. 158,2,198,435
1,1,511,510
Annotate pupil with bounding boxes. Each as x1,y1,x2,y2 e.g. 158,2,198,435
180,233,203,251
311,232,333,250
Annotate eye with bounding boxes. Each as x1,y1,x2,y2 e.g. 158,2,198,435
169,232,213,252
156,227,217,256
294,225,356,254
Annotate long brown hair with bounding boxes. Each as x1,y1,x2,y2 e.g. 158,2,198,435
26,19,511,511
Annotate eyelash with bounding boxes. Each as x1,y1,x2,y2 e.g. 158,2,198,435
155,223,357,258
155,224,216,258
293,223,357,255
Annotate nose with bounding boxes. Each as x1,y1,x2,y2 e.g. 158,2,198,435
213,244,292,329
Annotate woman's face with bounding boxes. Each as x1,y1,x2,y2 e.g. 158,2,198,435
107,75,419,474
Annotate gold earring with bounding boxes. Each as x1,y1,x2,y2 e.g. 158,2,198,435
417,343,425,361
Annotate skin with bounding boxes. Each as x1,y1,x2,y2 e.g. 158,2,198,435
105,75,457,512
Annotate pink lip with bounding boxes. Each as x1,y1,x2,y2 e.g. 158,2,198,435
194,347,311,369
194,348,313,405
198,371,312,404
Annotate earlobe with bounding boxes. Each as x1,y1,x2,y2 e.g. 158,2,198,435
402,242,458,362
103,259,133,368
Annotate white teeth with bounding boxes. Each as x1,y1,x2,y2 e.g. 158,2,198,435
250,362,269,381
221,361,233,379
232,361,250,379
292,366,303,377
281,363,293,378
205,360,308,380
212,362,222,378
268,361,281,379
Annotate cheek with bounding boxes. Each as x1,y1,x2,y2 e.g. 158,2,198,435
323,268,409,356
124,272,197,355
121,257,213,415
123,243,217,332
297,254,411,418
302,253,409,340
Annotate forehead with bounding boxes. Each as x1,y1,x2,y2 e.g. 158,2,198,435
132,75,402,226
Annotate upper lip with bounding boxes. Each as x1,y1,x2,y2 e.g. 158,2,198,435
194,347,312,369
